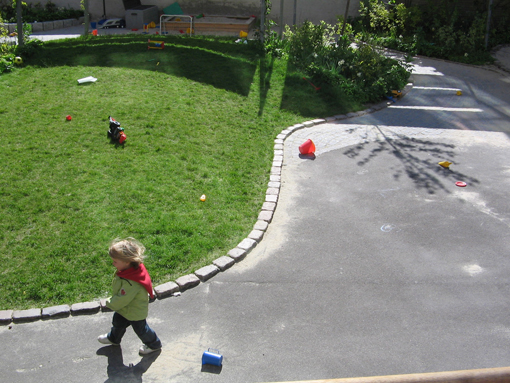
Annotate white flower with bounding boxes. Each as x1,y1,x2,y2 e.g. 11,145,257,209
464,53,468,57
338,59,345,66
357,72,362,77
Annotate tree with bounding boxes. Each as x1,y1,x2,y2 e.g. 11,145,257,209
16,0,23,46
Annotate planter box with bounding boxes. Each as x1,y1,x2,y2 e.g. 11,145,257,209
53,20,64,29
163,15,255,35
2,19,83,35
31,22,44,32
42,21,54,31
0,23,16,33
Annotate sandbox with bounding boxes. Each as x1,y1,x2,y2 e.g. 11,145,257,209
160,15,256,35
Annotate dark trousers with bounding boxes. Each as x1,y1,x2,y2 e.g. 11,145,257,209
108,312,162,350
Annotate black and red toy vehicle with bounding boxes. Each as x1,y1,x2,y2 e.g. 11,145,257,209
107,116,126,144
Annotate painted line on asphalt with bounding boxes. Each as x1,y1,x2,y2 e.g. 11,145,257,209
388,105,483,112
413,86,463,91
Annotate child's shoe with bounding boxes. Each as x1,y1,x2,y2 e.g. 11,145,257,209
97,334,120,346
139,344,161,355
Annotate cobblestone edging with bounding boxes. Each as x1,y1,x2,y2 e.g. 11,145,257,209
0,83,413,326
1,17,84,34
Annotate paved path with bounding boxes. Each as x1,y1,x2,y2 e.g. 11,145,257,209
1,44,510,383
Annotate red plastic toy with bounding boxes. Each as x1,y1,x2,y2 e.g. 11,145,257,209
299,139,316,155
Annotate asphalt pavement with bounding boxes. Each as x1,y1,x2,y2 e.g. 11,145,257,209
1,31,510,383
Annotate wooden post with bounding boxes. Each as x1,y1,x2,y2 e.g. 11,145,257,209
484,0,494,49
279,0,284,37
260,0,265,43
16,0,24,47
341,0,352,36
83,0,90,36
293,0,297,26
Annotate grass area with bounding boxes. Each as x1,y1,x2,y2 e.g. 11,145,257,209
0,34,363,310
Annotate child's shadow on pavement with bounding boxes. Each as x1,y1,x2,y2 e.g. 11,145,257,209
97,346,161,383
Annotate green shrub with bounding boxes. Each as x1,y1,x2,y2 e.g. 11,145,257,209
352,0,507,64
0,52,14,74
0,0,83,23
284,21,411,104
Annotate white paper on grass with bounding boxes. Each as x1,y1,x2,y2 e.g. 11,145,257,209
77,76,98,84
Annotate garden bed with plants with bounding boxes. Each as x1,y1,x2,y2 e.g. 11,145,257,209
350,0,510,65
0,0,83,23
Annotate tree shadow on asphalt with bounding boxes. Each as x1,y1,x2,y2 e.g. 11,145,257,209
342,127,480,194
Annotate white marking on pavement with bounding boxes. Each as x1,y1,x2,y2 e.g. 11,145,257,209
413,86,462,91
410,65,444,75
388,106,483,112
380,224,400,232
462,264,484,276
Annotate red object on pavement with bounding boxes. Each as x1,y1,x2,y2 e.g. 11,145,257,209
455,181,467,187
299,139,316,155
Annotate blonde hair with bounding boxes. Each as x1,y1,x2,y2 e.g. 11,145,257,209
109,237,145,267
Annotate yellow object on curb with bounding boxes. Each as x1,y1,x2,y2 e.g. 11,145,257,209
438,161,452,169
391,90,402,98
457,90,462,96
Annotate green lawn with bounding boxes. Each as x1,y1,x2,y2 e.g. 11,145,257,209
0,34,363,309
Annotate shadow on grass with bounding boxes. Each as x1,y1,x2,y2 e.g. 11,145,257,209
343,126,480,194
279,59,362,117
30,35,258,97
258,55,274,116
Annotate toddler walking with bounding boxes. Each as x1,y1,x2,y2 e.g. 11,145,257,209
98,238,162,355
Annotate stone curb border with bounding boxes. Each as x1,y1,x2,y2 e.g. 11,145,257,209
0,83,413,326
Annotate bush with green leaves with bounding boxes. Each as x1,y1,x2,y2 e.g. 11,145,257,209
0,0,83,23
0,15,8,54
0,14,13,74
253,0,288,57
0,52,14,74
352,0,509,65
284,21,411,104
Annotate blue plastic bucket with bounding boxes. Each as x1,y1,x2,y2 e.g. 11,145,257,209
202,349,223,366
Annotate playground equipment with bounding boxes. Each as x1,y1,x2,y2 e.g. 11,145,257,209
148,39,165,50
160,14,194,36
143,21,156,33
